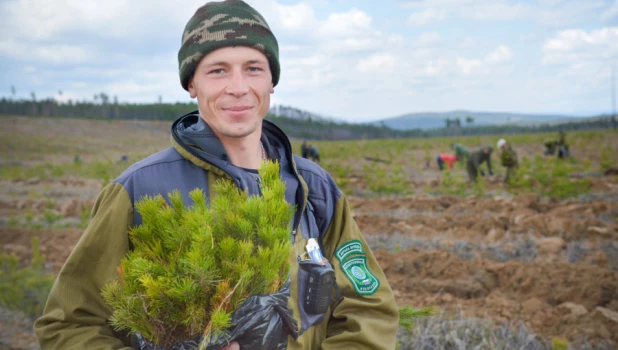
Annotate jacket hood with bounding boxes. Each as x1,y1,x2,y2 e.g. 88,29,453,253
171,111,308,226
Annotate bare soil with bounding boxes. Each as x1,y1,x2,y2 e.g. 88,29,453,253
1,117,617,348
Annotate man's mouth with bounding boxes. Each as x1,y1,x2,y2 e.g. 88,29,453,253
223,106,252,112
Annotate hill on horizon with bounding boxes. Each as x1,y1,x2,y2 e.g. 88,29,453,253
368,110,579,131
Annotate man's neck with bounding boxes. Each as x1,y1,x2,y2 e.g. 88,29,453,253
218,132,263,170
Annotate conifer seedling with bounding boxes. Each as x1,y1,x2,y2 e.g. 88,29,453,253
102,161,294,348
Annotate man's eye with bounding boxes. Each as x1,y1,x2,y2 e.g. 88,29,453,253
208,68,225,74
248,67,263,72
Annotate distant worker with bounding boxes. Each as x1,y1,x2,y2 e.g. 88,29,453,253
451,143,469,163
497,138,518,183
436,154,457,171
301,140,309,158
556,129,569,159
543,140,556,156
308,145,320,163
466,146,493,182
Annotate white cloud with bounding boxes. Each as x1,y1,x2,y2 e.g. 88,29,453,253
356,54,398,73
542,27,618,64
424,60,447,76
319,8,374,37
0,39,93,64
601,1,618,22
273,2,316,31
456,57,483,76
417,32,441,46
0,0,193,40
486,45,513,63
342,38,381,51
284,55,325,67
460,37,476,48
407,8,447,26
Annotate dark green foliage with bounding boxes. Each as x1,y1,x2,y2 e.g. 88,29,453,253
0,236,55,319
101,161,294,347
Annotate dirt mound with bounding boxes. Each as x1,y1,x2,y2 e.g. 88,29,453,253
0,227,83,273
352,194,618,243
376,248,618,343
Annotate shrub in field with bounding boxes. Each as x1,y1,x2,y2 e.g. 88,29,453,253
437,170,467,197
472,173,486,197
101,161,294,348
0,236,55,319
365,163,411,195
397,309,549,350
600,145,616,171
509,156,591,199
552,337,569,350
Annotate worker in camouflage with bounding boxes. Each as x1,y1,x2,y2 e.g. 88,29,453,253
178,0,280,90
466,146,493,182
497,138,518,184
451,143,469,163
556,129,569,158
544,139,557,156
544,130,569,158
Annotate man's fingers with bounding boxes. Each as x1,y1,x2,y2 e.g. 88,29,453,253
222,341,240,350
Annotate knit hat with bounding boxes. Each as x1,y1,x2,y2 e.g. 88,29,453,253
497,139,506,149
178,0,280,91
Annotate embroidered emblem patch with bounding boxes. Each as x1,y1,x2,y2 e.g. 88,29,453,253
341,256,380,295
335,240,364,262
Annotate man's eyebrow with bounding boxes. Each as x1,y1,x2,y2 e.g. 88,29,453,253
203,59,267,66
204,61,228,67
246,59,268,65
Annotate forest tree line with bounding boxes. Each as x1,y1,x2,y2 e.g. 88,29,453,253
0,96,615,140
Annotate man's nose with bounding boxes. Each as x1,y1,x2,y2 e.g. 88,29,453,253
225,69,249,97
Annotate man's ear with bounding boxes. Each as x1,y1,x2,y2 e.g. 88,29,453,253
188,79,197,99
270,82,274,93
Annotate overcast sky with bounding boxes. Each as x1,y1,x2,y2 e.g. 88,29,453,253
1,0,617,122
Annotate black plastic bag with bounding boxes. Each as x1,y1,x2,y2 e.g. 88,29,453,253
132,279,299,350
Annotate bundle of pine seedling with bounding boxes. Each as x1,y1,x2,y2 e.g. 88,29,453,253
102,161,294,348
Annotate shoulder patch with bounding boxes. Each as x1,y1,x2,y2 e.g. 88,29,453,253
335,239,364,262
341,256,380,295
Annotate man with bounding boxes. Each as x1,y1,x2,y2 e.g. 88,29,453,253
543,139,557,156
466,146,493,182
497,138,518,184
34,1,399,349
436,153,457,171
308,144,320,163
451,142,469,163
556,129,569,159
301,140,309,158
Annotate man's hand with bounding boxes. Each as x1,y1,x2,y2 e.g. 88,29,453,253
222,341,240,350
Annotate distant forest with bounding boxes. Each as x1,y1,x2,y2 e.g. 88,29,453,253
1,96,615,140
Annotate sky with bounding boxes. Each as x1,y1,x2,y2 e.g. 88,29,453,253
1,0,617,123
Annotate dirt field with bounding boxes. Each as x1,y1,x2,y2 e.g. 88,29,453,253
1,116,617,349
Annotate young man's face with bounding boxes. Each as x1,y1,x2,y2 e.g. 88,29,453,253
188,46,274,140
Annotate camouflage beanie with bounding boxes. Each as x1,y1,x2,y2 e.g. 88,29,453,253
178,0,280,91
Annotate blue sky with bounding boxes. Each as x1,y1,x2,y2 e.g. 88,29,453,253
1,0,617,122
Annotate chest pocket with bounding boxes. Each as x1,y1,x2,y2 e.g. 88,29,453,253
294,200,340,335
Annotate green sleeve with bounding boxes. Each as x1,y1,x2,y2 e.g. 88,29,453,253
321,195,399,349
34,183,134,350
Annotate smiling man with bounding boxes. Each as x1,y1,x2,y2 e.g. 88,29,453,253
34,1,399,349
